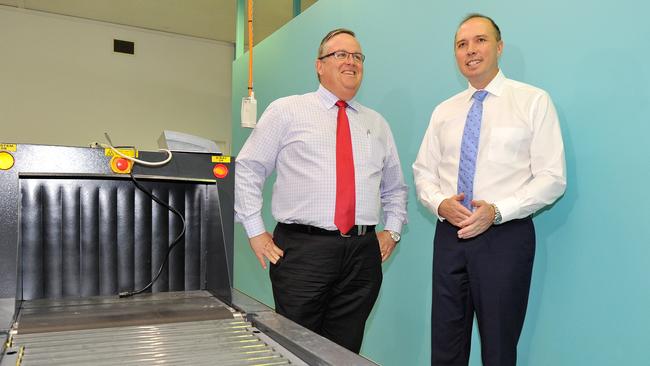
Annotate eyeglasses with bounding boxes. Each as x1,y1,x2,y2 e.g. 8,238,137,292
318,50,365,63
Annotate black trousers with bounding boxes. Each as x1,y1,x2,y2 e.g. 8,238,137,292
270,223,383,353
431,218,535,366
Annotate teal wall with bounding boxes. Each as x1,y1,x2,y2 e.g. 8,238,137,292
232,1,650,365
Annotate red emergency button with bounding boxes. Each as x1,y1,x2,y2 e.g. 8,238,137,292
213,164,228,179
116,158,130,171
110,156,132,174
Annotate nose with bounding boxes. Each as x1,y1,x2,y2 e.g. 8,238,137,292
466,42,477,55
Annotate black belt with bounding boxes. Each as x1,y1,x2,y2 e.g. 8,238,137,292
278,223,376,237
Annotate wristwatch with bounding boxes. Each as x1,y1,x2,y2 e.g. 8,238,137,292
387,230,401,243
491,203,502,225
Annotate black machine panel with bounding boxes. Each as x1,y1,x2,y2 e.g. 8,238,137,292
0,144,235,327
19,178,217,299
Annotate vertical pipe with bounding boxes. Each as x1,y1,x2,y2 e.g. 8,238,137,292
247,0,253,96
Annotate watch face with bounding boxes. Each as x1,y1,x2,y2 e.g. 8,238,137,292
390,231,400,242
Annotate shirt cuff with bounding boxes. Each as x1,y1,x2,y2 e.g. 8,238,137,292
493,196,520,224
242,215,266,238
432,194,447,222
383,216,404,234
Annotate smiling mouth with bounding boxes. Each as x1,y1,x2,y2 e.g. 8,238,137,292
466,59,481,67
342,70,356,76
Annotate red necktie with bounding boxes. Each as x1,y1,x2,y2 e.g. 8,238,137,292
334,100,356,234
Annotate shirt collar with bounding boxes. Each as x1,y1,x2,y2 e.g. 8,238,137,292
317,84,359,112
465,69,506,101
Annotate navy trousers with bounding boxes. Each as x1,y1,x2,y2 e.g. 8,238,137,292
431,218,535,366
270,223,382,353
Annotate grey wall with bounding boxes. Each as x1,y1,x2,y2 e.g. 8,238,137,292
1,6,233,152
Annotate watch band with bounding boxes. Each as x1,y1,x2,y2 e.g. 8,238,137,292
491,203,502,225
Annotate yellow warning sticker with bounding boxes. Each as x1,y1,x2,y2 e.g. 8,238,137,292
104,148,138,158
211,156,231,163
0,143,17,152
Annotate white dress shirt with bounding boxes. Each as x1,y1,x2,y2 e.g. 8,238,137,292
413,70,566,223
236,85,408,238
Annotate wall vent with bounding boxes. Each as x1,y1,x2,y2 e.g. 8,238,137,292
114,39,135,55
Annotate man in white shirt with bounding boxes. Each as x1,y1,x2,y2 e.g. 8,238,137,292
413,14,566,366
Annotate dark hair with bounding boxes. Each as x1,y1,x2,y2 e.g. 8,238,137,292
459,13,501,41
318,28,356,57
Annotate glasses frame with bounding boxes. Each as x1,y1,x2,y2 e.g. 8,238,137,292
318,50,365,63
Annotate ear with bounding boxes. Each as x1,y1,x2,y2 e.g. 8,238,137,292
316,59,324,77
496,40,504,57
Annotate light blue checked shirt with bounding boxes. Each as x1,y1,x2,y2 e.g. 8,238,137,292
235,85,408,238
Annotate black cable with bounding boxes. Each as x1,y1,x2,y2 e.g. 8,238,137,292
119,173,186,298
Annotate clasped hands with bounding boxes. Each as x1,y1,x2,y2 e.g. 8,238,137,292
438,193,495,239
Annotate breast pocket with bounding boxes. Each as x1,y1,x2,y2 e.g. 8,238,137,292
486,127,530,164
358,132,386,173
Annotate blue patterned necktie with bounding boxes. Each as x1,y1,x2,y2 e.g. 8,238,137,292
457,90,489,210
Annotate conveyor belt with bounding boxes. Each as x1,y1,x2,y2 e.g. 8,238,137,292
7,292,307,366
12,319,304,365
14,291,235,334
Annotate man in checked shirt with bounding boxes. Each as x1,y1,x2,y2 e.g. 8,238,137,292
235,28,408,353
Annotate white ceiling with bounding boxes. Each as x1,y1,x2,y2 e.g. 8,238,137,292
0,0,317,44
